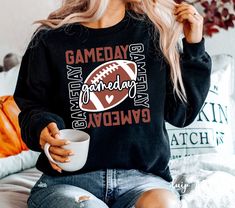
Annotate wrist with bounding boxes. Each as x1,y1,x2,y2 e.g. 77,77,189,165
185,36,203,44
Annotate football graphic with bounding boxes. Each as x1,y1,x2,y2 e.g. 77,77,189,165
79,60,137,112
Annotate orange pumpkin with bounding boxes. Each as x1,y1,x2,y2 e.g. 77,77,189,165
0,96,28,158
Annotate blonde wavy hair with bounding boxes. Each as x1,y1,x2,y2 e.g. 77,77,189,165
36,0,185,101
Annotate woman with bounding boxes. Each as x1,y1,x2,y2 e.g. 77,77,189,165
14,0,211,207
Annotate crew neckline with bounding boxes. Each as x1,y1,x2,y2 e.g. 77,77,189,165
74,10,132,36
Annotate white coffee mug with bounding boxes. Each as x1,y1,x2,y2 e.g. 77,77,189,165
44,129,90,172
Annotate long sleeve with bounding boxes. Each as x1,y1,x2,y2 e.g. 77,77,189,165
13,32,65,152
164,38,212,127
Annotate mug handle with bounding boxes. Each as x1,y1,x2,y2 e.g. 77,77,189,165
44,143,59,164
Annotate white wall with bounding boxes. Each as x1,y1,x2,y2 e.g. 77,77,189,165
0,0,61,62
205,28,235,60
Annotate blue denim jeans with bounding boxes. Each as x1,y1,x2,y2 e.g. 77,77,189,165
28,169,179,208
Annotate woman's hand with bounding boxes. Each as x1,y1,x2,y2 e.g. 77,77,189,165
174,2,204,43
39,122,73,173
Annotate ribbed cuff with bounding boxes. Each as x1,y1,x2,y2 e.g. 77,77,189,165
182,38,205,59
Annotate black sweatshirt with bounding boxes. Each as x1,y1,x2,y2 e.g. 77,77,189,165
14,11,211,182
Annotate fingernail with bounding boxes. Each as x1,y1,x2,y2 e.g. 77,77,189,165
58,169,62,173
65,141,70,145
65,158,70,162
69,151,74,156
55,134,61,139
